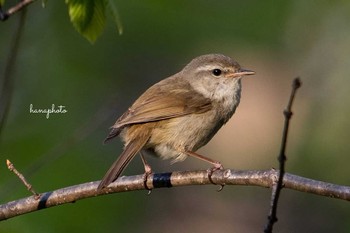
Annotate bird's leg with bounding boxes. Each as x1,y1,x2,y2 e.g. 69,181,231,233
140,151,152,193
185,151,224,191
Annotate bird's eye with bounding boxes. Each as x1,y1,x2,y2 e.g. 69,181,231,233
212,69,222,76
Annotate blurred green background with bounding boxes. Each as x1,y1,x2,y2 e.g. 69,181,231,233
1,1,350,232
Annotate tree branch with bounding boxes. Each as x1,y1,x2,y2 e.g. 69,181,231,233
0,169,349,221
0,0,35,21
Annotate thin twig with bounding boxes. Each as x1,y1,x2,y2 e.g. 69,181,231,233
6,160,40,199
0,0,36,21
0,169,349,221
264,78,302,233
0,93,120,200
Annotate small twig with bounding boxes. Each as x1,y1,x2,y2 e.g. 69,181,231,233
6,160,40,199
0,93,120,200
0,0,36,21
264,78,302,233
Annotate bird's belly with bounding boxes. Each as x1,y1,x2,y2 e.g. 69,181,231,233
147,111,222,162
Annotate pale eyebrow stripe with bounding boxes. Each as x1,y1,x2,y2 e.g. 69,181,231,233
195,64,224,72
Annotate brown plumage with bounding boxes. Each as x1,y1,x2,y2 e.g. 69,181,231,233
98,54,254,190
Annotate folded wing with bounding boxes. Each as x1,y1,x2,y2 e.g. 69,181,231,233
104,77,213,143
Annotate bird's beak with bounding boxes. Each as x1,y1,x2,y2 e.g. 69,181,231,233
226,68,255,78
237,68,255,76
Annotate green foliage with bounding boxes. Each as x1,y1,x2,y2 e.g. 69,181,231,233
0,0,5,7
65,0,107,43
41,0,48,8
107,0,123,35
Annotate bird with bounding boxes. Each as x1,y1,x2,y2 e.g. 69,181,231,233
98,54,255,190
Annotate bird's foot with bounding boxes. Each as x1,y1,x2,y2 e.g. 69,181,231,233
207,162,225,192
142,164,153,194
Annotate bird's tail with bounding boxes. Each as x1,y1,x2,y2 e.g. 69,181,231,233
97,135,149,190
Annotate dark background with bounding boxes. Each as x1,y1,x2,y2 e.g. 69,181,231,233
1,1,349,232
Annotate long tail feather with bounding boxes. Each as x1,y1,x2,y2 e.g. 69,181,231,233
97,137,149,190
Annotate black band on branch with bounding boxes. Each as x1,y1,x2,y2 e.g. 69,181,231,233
37,192,52,210
152,172,173,188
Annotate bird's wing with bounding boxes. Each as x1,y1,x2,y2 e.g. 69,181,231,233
104,78,212,142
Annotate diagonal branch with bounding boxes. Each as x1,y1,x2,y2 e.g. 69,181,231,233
0,8,27,140
6,160,40,198
0,169,349,221
0,0,36,21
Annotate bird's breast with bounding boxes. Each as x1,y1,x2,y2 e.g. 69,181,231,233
145,79,242,162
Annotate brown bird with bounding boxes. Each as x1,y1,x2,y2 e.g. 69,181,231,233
98,54,254,190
